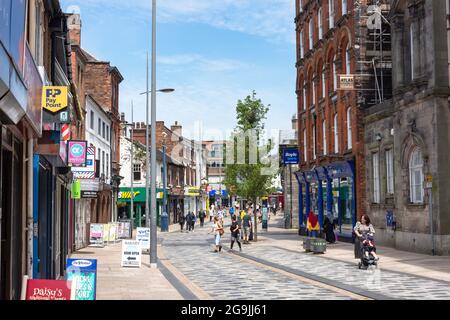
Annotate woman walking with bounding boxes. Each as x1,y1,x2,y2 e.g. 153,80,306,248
209,217,224,253
230,216,242,252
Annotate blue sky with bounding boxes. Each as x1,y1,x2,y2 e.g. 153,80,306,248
61,0,297,141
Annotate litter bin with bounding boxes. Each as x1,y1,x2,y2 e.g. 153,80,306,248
160,212,169,232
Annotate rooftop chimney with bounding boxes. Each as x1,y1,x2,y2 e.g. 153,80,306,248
171,121,182,136
67,14,82,46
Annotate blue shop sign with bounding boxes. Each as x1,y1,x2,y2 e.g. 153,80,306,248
66,259,97,300
304,170,319,183
327,161,355,178
282,148,300,164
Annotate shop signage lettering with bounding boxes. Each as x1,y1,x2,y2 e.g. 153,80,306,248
282,148,299,165
339,75,355,90
136,228,150,250
66,259,97,301
89,224,104,246
42,86,68,113
118,191,141,200
24,279,74,300
68,140,88,167
121,240,142,268
71,180,81,199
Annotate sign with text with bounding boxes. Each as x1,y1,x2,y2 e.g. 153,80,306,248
68,141,88,167
23,279,75,300
117,220,132,239
71,180,81,200
121,240,142,268
42,86,68,113
66,259,97,300
72,147,96,179
282,148,300,165
136,228,150,250
89,224,105,246
339,75,355,90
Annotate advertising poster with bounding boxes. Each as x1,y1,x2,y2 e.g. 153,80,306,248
136,228,150,250
72,147,96,179
109,223,118,242
89,224,104,246
121,240,142,268
117,221,132,239
66,259,97,300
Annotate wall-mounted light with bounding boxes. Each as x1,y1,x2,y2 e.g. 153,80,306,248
375,133,382,142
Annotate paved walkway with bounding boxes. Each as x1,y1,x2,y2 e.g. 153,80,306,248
258,214,450,283
71,241,183,300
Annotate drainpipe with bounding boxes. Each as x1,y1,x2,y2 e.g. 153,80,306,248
27,138,34,278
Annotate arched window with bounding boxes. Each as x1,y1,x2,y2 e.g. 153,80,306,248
329,0,335,29
312,75,316,105
300,31,304,59
409,148,424,203
333,55,338,91
346,44,351,75
303,129,308,162
323,120,327,155
318,8,323,40
334,114,339,153
322,66,326,98
342,0,347,16
303,81,306,110
309,19,313,50
347,108,352,149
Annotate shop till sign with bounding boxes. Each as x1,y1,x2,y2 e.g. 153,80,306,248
66,259,97,300
121,240,142,268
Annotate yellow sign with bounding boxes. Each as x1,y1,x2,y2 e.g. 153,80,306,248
339,75,355,90
42,86,68,113
426,175,433,183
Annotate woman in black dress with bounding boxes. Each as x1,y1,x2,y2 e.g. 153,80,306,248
323,216,336,244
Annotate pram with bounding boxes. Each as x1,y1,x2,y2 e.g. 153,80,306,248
358,234,378,270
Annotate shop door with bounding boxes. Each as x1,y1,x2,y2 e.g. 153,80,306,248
0,135,23,300
38,160,52,279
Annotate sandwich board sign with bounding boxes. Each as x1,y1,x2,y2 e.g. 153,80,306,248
21,276,76,300
136,228,150,251
66,259,97,300
121,240,142,268
89,224,105,247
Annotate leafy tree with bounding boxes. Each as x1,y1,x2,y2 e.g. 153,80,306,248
224,91,277,241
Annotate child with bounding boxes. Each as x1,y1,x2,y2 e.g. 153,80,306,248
362,233,379,261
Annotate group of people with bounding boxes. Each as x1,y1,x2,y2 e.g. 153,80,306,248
306,210,380,264
209,204,258,253
177,210,207,232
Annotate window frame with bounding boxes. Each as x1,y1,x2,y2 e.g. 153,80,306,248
334,114,339,154
373,152,380,204
347,108,352,150
409,148,424,204
323,120,327,156
386,149,394,195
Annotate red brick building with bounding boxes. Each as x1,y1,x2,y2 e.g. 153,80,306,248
294,0,391,239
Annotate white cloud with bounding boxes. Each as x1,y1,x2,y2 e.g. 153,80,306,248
63,0,296,44
158,54,250,72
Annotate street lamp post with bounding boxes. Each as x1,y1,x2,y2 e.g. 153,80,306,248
130,101,134,228
162,133,168,218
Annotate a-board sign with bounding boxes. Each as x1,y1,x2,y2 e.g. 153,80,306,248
136,228,150,250
117,220,132,239
66,259,97,300
22,277,76,300
121,240,142,268
89,224,104,246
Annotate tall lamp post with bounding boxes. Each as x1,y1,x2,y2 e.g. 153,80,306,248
162,132,168,219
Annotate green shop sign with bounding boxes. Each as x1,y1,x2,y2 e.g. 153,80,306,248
118,187,165,203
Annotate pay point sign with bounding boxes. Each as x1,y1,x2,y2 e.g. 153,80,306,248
42,86,68,113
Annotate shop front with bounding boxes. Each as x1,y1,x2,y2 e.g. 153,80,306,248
118,187,164,228
295,160,357,240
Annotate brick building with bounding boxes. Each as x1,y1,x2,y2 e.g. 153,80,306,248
294,0,392,239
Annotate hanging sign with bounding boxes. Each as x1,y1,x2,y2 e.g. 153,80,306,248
72,147,96,179
68,140,88,167
89,224,105,246
121,240,142,268
71,180,81,199
339,75,355,90
282,148,300,165
42,86,68,113
66,259,97,300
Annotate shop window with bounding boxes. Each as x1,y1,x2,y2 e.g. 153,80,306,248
409,148,424,203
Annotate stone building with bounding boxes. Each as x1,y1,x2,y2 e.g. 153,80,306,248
295,0,392,239
364,0,450,255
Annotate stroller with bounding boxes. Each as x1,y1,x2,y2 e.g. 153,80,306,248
358,233,378,270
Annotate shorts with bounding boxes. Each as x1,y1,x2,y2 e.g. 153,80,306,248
243,226,249,237
215,234,221,246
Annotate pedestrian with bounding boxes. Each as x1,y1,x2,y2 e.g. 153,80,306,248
185,211,192,232
210,204,215,222
191,212,197,232
242,208,252,244
178,209,185,232
230,215,242,252
208,216,224,253
229,206,235,217
199,210,206,227
353,214,376,260
306,211,320,238
218,207,224,224
323,216,336,244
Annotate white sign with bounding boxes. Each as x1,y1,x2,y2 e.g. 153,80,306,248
339,75,355,90
121,240,142,268
136,228,150,250
72,147,96,179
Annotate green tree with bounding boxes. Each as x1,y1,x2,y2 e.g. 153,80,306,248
224,91,277,242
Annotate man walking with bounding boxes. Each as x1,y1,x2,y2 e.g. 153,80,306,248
199,210,206,227
230,216,242,252
178,209,185,232
242,208,252,244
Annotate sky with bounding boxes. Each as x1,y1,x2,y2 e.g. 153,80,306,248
60,0,297,141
